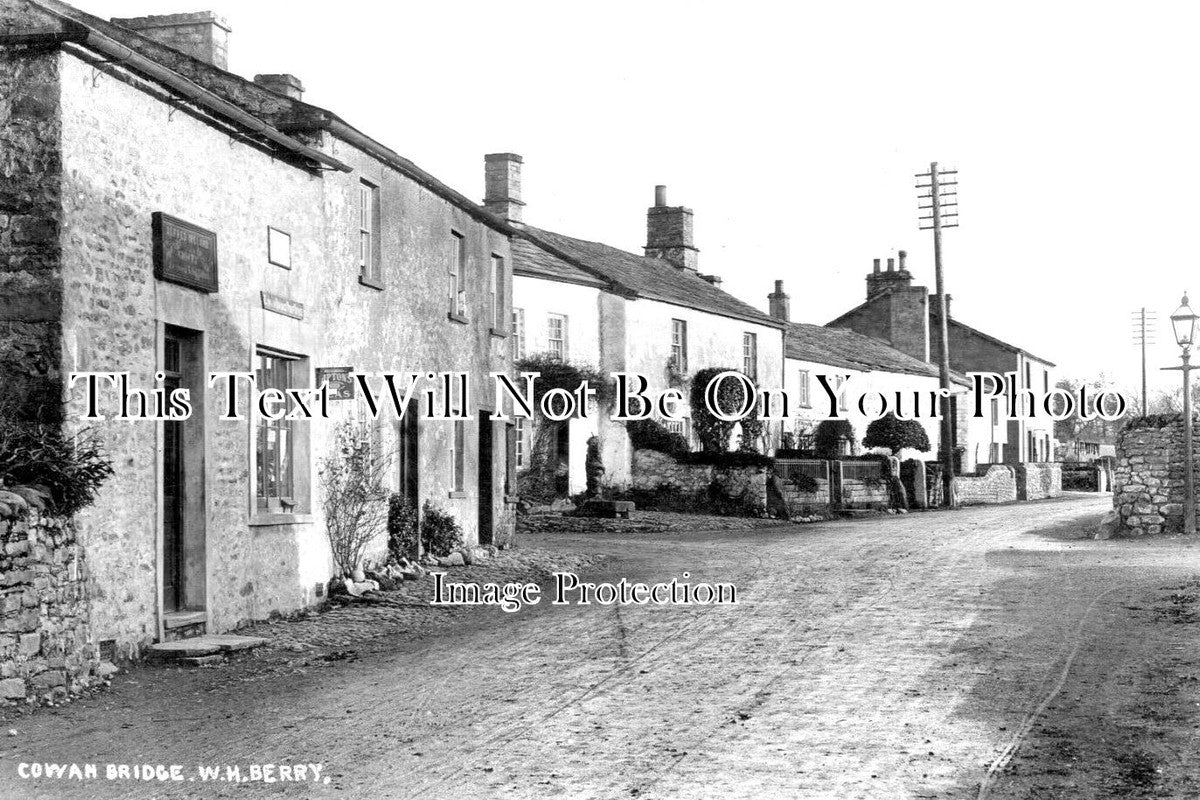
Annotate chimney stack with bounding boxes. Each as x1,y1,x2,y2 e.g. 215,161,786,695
483,153,525,224
253,74,304,100
866,251,915,300
768,280,790,322
111,12,231,69
644,185,699,271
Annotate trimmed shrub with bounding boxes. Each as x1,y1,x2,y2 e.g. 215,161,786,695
689,366,753,453
677,451,773,468
386,495,419,562
814,419,855,459
863,414,931,454
421,500,463,557
626,419,687,455
774,448,818,460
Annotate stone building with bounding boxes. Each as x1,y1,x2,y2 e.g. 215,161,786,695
0,0,516,655
487,155,787,493
766,281,988,467
827,252,1056,466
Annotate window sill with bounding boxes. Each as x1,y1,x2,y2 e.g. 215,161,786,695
359,274,384,291
447,312,468,325
448,491,469,499
489,327,509,339
249,512,314,527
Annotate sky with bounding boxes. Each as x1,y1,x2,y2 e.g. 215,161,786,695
81,0,1200,400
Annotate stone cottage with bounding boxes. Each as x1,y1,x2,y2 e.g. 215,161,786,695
766,280,988,467
0,0,516,656
827,252,1057,467
486,154,787,493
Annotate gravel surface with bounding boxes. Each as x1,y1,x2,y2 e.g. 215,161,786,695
5,495,1200,799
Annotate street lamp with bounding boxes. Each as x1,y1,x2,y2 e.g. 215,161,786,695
1170,293,1198,535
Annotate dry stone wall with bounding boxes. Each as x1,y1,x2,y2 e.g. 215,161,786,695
1017,463,1062,500
0,512,99,703
631,450,768,516
1114,417,1197,536
953,465,1017,506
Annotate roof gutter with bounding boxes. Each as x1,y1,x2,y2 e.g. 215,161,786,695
280,114,519,235
5,20,352,173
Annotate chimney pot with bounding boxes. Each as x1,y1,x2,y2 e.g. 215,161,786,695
111,11,231,69
654,185,668,207
873,258,881,274
887,258,895,272
483,153,525,224
253,74,304,100
898,250,907,271
768,279,791,322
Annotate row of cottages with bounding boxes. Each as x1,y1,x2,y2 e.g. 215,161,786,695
1,1,518,655
827,252,1057,468
481,155,787,493
764,281,988,465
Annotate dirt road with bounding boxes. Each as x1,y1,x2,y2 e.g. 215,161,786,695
3,495,1200,799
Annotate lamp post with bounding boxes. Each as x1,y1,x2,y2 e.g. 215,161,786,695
1169,293,1198,535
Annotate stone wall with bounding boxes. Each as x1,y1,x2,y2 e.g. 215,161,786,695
839,478,891,509
0,35,64,423
1113,417,1196,536
0,512,99,703
1016,462,1062,500
953,465,1017,506
631,449,768,516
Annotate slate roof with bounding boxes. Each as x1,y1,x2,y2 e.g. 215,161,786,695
511,237,604,287
27,0,514,234
515,226,785,329
786,322,970,387
828,287,1055,367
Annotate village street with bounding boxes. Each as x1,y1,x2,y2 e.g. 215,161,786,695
4,494,1200,799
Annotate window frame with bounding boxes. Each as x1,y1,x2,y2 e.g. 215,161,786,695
515,416,526,469
547,313,568,361
358,179,382,288
252,347,312,518
490,253,506,331
798,369,811,407
670,319,688,374
448,230,467,320
512,308,526,360
742,332,758,382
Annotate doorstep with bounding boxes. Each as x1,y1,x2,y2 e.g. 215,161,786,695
148,634,269,663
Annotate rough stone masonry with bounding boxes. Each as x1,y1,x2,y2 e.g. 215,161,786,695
0,511,100,702
1113,416,1198,536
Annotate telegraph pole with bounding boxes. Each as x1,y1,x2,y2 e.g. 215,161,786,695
1131,307,1157,416
917,162,958,507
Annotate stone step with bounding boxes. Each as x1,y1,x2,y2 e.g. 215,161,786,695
148,634,269,661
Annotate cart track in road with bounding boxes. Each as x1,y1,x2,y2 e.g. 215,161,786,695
975,582,1129,800
10,495,1193,800
628,508,1014,799
393,536,775,797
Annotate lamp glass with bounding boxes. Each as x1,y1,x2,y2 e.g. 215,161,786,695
1172,295,1198,348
